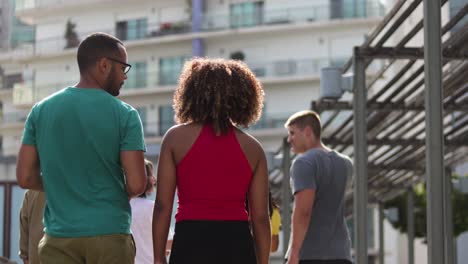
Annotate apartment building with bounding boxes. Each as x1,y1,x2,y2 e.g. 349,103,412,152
0,0,390,262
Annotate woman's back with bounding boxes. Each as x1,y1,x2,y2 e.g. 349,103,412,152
174,123,256,222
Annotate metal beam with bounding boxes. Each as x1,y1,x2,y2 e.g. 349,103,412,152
444,167,454,264
378,203,385,264
353,50,368,264
407,188,415,264
312,100,468,112
356,47,468,60
423,1,446,263
281,138,292,256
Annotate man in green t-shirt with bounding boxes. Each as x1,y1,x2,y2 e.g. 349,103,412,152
16,32,147,264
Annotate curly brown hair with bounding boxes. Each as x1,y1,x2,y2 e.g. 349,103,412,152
174,58,264,134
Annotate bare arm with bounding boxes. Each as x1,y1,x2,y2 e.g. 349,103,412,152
286,189,315,264
120,150,146,198
248,148,271,264
17,145,42,191
153,135,176,264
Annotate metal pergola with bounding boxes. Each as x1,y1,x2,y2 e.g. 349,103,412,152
271,0,467,263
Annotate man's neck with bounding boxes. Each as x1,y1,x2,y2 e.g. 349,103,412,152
308,141,331,152
75,74,103,90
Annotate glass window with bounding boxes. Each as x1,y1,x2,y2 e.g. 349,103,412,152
125,62,147,89
116,18,147,41
346,207,375,249
135,107,147,134
0,185,4,256
159,105,175,136
158,56,188,86
230,2,264,28
127,18,148,40
343,0,367,18
10,185,27,263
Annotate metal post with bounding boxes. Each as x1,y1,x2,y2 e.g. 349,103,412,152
378,203,385,264
281,137,292,256
407,188,414,264
444,167,454,264
353,49,368,264
192,0,204,56
423,1,446,264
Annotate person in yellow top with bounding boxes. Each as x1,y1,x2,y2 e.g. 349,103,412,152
269,192,281,252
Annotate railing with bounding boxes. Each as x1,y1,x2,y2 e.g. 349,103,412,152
201,2,385,31
5,19,191,57
8,1,386,57
248,112,295,131
246,57,347,79
141,112,294,139
1,111,30,124
10,56,350,106
16,0,103,11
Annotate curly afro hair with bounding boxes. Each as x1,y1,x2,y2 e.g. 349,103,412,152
174,58,264,134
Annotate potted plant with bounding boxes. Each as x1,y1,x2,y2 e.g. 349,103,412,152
230,51,245,61
64,20,80,49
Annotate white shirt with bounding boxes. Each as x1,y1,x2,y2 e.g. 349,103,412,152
130,198,155,264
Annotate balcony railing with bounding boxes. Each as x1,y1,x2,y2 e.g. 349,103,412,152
141,112,293,138
247,57,347,79
248,112,295,131
1,111,30,124
201,2,385,31
5,20,191,57
10,56,350,106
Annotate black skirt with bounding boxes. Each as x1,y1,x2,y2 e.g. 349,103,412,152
169,220,256,264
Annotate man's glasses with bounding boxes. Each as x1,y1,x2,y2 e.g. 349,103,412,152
106,57,132,74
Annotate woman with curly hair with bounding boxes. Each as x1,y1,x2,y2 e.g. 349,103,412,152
153,58,271,264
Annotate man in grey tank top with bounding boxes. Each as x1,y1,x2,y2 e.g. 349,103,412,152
284,110,353,264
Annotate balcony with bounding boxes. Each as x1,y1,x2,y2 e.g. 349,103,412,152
2,19,192,59
201,2,385,32
0,111,29,136
247,57,348,82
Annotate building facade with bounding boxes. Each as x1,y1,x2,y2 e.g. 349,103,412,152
0,0,390,262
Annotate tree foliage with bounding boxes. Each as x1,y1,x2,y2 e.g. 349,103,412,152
383,180,468,240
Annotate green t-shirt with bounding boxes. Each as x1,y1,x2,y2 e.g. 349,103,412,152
22,87,146,237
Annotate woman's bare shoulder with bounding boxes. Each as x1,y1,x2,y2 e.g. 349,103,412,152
234,128,264,154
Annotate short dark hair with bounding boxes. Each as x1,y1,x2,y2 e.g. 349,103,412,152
77,32,124,74
285,110,322,139
174,58,264,134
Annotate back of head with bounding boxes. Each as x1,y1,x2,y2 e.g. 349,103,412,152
138,159,155,198
174,58,264,134
77,32,123,74
285,110,322,139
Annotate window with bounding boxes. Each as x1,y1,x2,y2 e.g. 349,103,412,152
3,73,22,89
135,107,147,133
0,182,26,260
330,0,367,19
158,56,188,86
159,105,175,136
346,207,375,249
230,1,264,28
116,18,147,41
11,18,35,48
125,62,147,89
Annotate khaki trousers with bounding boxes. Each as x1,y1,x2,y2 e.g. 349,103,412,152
38,234,135,264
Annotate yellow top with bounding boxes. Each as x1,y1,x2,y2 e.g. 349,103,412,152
270,208,281,235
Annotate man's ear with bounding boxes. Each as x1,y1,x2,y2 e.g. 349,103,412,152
304,126,312,137
97,57,110,74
